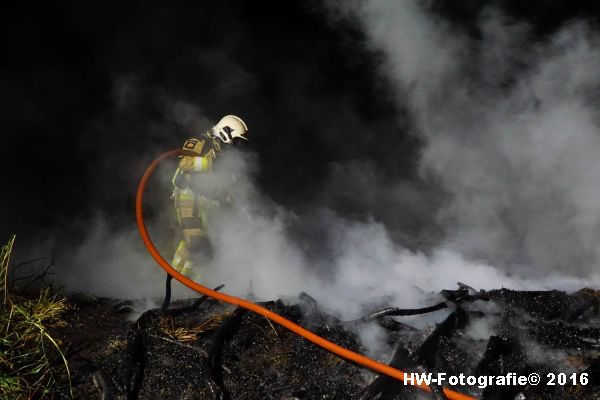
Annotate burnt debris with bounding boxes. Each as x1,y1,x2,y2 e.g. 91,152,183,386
49,285,600,399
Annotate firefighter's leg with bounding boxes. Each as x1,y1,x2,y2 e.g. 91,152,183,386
184,227,213,280
171,238,190,274
173,225,207,279
171,225,206,277
178,223,205,277
190,196,217,270
164,222,203,309
171,191,215,280
172,189,200,277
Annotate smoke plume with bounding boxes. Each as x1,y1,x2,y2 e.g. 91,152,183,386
329,0,600,283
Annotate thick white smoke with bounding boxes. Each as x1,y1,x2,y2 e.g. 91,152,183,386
193,151,541,318
328,0,600,284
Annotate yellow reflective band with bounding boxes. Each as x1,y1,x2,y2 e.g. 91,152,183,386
171,241,186,266
180,260,193,276
171,254,182,267
174,188,195,202
193,156,211,171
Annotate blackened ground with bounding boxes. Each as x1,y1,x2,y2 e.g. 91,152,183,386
50,287,600,399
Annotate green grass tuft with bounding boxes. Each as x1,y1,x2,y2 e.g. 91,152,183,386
0,235,72,399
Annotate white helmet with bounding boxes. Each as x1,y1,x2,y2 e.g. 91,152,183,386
209,115,248,144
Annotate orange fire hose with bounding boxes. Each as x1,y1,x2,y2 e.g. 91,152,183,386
135,149,476,400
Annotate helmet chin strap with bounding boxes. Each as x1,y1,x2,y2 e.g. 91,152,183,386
207,128,229,145
206,128,218,140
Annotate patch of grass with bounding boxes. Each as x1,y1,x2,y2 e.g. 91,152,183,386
0,235,72,399
159,311,233,342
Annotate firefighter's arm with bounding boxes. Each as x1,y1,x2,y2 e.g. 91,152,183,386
178,155,213,172
178,137,213,172
173,155,213,190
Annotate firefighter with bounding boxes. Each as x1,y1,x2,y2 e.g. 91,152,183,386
170,115,249,280
162,115,248,308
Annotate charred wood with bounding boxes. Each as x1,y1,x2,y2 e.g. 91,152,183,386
160,274,173,311
162,284,225,317
207,307,249,400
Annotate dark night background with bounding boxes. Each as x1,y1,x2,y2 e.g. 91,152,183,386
2,0,600,257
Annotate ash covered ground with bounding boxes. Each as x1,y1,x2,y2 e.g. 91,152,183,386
47,285,600,399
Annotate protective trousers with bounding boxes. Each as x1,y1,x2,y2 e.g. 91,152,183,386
171,188,216,278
